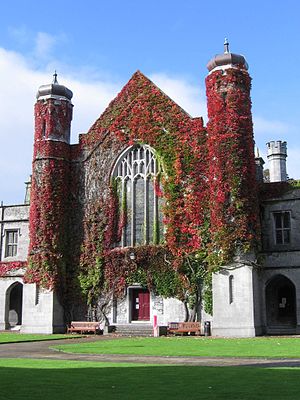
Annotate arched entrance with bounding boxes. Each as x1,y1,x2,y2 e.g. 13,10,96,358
5,282,23,329
265,275,296,333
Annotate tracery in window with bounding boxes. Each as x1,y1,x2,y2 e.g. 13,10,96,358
112,145,164,247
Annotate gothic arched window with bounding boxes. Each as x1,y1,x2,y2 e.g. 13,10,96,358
112,144,164,247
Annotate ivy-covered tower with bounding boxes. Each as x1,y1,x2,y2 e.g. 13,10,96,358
25,73,73,333
205,40,261,336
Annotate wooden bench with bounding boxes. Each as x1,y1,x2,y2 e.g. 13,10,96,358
167,322,201,336
67,321,100,334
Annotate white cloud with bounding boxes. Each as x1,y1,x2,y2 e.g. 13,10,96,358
150,73,207,120
8,28,63,63
0,46,120,204
0,48,44,204
65,79,120,135
34,32,56,59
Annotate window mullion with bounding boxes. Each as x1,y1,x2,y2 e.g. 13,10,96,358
144,177,149,244
131,178,135,246
121,179,125,247
153,180,158,244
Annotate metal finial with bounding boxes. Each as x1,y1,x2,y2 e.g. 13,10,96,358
224,38,229,54
52,70,58,84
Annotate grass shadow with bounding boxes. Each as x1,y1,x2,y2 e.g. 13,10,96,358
1,359,300,399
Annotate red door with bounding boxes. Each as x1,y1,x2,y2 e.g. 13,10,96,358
131,289,150,321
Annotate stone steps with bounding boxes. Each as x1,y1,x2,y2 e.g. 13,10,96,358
266,326,296,335
111,324,154,337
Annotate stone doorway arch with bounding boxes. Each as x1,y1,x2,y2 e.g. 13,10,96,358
5,282,23,329
265,275,296,333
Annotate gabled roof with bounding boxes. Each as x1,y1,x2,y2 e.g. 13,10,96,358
87,70,192,134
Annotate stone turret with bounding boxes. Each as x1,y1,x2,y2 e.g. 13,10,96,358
27,72,73,333
206,39,260,337
206,39,258,247
266,140,287,182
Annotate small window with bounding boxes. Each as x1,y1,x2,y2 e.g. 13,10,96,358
35,285,40,305
273,212,291,245
5,230,18,257
42,120,46,139
229,275,234,304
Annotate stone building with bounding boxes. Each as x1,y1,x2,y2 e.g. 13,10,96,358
1,41,299,336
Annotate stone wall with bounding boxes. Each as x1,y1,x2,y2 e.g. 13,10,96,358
212,264,258,337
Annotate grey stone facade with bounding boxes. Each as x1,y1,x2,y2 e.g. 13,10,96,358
211,183,300,337
0,200,64,333
258,186,300,335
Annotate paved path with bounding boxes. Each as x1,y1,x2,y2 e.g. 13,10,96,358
1,336,300,367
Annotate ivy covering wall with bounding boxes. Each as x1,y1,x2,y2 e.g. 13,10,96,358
26,69,259,319
206,68,260,267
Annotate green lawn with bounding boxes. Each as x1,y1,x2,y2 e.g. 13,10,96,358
0,333,76,344
54,336,300,358
0,358,300,400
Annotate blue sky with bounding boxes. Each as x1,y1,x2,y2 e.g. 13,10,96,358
1,0,300,203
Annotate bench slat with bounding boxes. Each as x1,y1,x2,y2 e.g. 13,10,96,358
167,321,201,335
67,321,100,334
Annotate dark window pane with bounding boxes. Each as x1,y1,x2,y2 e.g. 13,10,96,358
140,161,145,174
283,212,290,228
116,180,122,247
124,180,131,246
140,147,144,159
274,213,282,229
158,194,164,244
283,230,290,244
229,275,234,304
276,230,283,244
134,178,145,245
148,178,154,243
